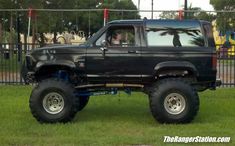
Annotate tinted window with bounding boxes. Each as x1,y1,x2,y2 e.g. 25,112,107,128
203,23,215,47
146,20,205,47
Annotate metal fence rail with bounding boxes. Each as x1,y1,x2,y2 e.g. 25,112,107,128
0,43,23,84
0,43,235,87
216,45,235,87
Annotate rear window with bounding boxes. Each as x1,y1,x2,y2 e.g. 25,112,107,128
146,21,205,47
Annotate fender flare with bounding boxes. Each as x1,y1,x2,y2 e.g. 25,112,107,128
35,60,76,73
154,61,199,76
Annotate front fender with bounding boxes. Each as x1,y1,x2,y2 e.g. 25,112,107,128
35,60,76,72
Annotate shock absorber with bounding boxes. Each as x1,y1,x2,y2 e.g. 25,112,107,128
56,70,69,81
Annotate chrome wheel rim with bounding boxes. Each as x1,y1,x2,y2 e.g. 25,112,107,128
42,92,65,114
164,93,186,115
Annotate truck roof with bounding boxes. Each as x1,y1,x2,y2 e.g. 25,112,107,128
108,19,209,25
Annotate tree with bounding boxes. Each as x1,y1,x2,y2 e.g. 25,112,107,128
186,4,215,21
74,0,140,36
186,5,201,19
0,0,139,46
197,11,215,22
159,4,215,21
210,0,235,33
159,11,178,19
0,0,42,47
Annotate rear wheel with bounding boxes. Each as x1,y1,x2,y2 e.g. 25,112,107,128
29,78,79,123
149,78,199,124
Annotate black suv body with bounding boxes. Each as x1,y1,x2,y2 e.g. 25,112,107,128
23,19,221,124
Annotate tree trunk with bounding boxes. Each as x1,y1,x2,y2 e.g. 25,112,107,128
0,21,2,43
9,13,14,58
24,33,27,53
0,21,2,50
39,32,45,47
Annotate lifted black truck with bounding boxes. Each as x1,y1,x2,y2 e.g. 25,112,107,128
22,19,221,124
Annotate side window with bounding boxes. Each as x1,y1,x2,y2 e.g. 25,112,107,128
95,26,136,47
146,27,205,47
108,27,135,47
203,24,215,47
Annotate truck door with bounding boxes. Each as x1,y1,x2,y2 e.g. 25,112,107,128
86,25,142,82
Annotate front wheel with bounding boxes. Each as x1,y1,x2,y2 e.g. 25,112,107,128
29,78,79,123
149,78,199,124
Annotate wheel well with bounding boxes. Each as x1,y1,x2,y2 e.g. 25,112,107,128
156,68,196,78
35,65,74,81
155,69,197,83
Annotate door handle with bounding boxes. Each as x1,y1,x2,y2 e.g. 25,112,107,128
128,50,140,53
100,47,108,57
100,47,108,51
128,50,137,53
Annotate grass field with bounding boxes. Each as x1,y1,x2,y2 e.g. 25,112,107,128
0,86,234,146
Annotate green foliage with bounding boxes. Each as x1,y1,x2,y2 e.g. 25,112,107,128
159,11,178,19
210,0,235,10
210,0,235,33
2,30,17,43
0,0,139,38
74,0,139,35
197,11,215,22
159,5,215,22
186,5,215,21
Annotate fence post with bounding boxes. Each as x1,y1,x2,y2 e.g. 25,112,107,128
89,10,91,37
104,8,109,26
16,14,21,62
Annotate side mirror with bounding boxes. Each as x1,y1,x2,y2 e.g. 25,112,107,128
101,40,108,47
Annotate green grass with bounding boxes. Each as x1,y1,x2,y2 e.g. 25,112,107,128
0,86,234,146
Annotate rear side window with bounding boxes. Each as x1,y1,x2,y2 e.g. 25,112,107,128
203,23,215,47
146,24,205,47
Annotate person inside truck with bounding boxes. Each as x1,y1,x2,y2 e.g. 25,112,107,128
111,32,122,45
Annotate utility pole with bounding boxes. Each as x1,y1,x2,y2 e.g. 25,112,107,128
184,0,188,19
151,0,153,19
